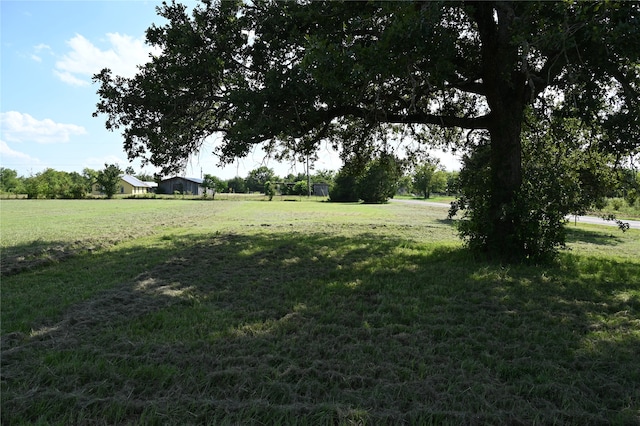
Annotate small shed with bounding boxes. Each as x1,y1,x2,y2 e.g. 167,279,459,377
158,176,207,196
312,182,330,197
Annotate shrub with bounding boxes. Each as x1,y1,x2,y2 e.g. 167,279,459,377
611,198,624,211
329,169,360,202
357,154,403,203
450,118,619,261
264,181,275,201
292,180,309,196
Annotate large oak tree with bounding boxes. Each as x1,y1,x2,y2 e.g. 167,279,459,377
94,0,639,259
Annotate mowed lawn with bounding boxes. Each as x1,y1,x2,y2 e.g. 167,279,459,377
1,198,639,425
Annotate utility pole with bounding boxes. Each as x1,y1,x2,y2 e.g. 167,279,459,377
306,152,311,197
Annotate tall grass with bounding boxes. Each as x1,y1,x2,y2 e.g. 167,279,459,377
1,199,639,424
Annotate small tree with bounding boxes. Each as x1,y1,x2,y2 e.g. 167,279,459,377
329,166,360,202
82,168,99,194
357,153,403,204
0,168,24,196
430,170,448,197
24,168,76,199
24,174,46,199
202,174,226,199
227,176,246,193
445,172,460,196
292,180,308,196
412,158,440,199
264,181,275,201
66,172,87,199
96,164,122,198
246,166,275,193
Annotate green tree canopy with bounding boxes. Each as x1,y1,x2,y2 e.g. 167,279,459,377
202,174,226,199
412,157,441,199
227,176,246,194
94,1,640,259
245,166,276,193
0,168,23,194
20,169,87,199
96,164,122,199
82,168,99,194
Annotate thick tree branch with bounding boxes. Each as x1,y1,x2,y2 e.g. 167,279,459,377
329,106,490,130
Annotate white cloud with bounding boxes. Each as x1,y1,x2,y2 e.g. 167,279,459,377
0,140,32,161
53,70,90,87
0,140,41,163
34,43,52,51
0,111,87,144
34,43,52,54
54,32,161,86
31,43,53,63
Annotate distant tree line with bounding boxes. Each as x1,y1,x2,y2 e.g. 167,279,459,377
198,161,459,203
199,166,336,198
3,162,637,208
0,164,124,199
0,167,95,199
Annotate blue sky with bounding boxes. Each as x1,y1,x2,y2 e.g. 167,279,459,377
1,1,460,179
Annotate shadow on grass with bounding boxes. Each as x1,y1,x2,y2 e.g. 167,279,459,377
1,230,159,278
565,227,626,246
2,230,639,425
436,218,455,226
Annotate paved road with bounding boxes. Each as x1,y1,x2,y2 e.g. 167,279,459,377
391,198,640,230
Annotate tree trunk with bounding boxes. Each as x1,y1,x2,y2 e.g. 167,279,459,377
476,3,527,257
487,100,524,256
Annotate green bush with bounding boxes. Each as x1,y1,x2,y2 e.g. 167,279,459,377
292,180,308,196
357,154,402,203
450,119,618,262
329,169,360,202
611,198,624,211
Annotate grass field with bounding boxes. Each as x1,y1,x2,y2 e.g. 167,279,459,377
1,198,639,424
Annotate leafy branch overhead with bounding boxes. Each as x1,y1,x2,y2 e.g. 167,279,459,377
93,1,639,167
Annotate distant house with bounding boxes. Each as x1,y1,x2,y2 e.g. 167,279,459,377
92,175,156,196
158,176,209,196
119,175,155,195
